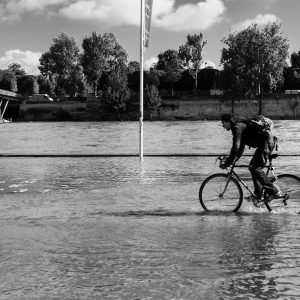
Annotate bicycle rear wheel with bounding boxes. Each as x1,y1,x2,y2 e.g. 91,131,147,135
265,174,300,213
199,173,243,212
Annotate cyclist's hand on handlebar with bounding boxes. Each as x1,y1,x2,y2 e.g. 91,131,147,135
219,162,227,169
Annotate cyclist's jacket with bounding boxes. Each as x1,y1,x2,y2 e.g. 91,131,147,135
225,121,271,167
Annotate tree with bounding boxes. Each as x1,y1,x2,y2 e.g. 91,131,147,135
288,51,300,90
81,32,128,95
155,49,182,95
57,66,86,98
7,63,26,76
39,32,84,97
179,33,207,91
128,61,140,73
0,70,17,92
145,84,161,120
102,65,130,120
37,75,55,96
290,51,300,67
17,75,39,94
221,22,289,114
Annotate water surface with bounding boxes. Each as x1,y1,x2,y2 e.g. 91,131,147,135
0,121,299,299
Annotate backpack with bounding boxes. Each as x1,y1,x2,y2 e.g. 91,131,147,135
248,115,274,132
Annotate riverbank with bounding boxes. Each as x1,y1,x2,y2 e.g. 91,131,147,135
12,95,300,121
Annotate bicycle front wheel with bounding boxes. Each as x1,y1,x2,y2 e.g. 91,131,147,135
199,173,243,212
265,174,300,213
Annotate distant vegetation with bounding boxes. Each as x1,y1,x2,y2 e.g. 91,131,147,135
1,21,300,119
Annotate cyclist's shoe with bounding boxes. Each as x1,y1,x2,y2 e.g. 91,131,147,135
264,191,284,202
245,195,258,202
245,195,264,207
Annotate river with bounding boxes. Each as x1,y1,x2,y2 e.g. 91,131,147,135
0,120,299,299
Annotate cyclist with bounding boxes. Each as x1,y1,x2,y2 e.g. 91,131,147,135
220,113,281,202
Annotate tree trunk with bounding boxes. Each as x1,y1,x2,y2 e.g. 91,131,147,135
259,84,263,115
93,81,98,96
195,69,198,91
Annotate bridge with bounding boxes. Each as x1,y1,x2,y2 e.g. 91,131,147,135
0,89,24,122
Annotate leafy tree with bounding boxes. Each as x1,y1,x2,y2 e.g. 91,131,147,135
155,49,182,95
287,51,300,89
128,61,140,73
39,32,81,78
145,68,161,87
81,32,128,95
145,84,161,120
17,75,39,94
39,32,84,97
7,63,26,76
0,70,17,92
221,22,289,114
174,70,194,91
179,33,207,91
102,65,130,120
290,51,300,67
57,66,86,98
37,75,55,97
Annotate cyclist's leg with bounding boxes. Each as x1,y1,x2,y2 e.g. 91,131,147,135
249,143,277,196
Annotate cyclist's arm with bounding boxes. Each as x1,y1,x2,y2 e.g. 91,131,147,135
225,124,245,167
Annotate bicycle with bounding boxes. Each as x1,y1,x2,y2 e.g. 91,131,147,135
199,153,300,213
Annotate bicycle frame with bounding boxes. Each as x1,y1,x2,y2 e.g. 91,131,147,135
223,156,279,199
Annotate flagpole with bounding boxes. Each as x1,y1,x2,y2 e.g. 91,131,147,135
139,0,145,161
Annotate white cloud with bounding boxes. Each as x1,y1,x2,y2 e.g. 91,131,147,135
0,49,42,75
231,14,280,31
1,0,226,31
6,0,66,12
59,0,141,26
0,0,66,21
59,0,225,31
153,0,226,31
144,56,158,70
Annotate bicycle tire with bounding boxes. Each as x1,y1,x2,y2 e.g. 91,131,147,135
199,173,243,212
265,174,300,213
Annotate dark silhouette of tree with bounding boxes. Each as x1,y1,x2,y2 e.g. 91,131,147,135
0,70,17,92
7,63,26,76
39,32,84,97
17,75,39,94
155,49,182,95
221,22,289,114
102,65,130,120
81,32,128,95
145,84,161,120
179,33,207,91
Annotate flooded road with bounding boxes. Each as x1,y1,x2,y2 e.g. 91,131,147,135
0,121,299,299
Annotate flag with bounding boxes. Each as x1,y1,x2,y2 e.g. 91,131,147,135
144,0,153,48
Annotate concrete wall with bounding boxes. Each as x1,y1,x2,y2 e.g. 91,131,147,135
16,96,300,121
155,97,300,120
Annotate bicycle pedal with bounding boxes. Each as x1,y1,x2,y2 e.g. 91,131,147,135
252,199,264,208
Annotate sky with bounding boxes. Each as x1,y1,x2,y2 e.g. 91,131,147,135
0,0,299,75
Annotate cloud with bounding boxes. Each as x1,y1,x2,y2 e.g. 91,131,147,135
231,13,280,31
0,0,66,21
59,0,143,26
144,56,158,70
0,49,42,75
1,0,226,31
59,0,225,31
153,0,226,31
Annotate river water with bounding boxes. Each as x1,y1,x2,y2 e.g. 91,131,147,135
0,121,299,299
